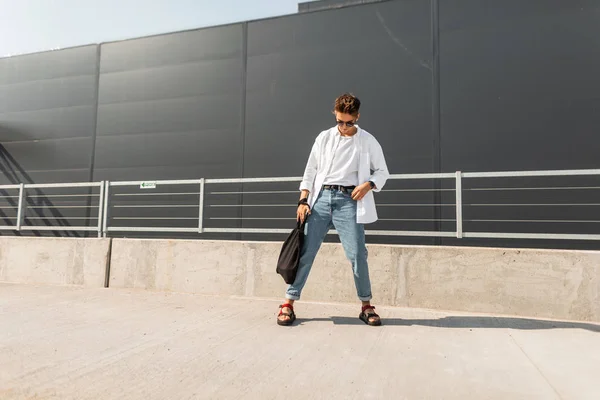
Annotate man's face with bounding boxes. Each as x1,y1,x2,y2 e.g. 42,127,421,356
335,111,359,135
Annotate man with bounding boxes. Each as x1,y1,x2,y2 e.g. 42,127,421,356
277,93,390,326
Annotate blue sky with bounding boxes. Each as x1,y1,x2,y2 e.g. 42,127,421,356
0,0,312,56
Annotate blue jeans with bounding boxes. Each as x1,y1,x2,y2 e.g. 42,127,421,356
285,188,372,301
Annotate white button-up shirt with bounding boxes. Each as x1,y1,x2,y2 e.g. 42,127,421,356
299,125,390,224
323,134,359,186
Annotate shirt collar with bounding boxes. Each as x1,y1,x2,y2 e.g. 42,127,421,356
332,125,361,138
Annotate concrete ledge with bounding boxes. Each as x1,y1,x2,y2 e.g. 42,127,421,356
401,246,600,322
109,238,600,322
109,239,247,295
0,237,111,287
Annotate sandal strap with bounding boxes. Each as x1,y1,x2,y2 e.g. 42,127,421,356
361,305,375,313
279,303,294,316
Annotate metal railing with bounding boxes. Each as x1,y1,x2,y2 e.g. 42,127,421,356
0,182,105,236
3,168,600,241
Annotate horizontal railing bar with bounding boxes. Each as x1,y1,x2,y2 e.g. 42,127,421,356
95,227,600,239
468,186,600,191
24,206,95,209
206,216,456,222
203,228,456,237
0,225,17,230
210,190,298,195
209,204,291,208
27,194,100,198
204,228,293,234
24,182,102,189
106,227,199,233
365,230,457,237
468,219,600,223
109,179,203,186
19,226,98,231
210,217,296,220
384,188,455,192
209,203,459,208
378,218,456,222
113,205,197,208
467,203,600,207
205,177,302,184
25,201,101,205
113,217,197,220
463,232,600,241
113,192,199,197
0,206,18,210
378,204,457,207
25,217,97,220
462,169,600,178
0,185,23,190
210,189,458,195
388,173,456,179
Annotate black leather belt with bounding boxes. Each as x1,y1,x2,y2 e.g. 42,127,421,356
322,184,356,193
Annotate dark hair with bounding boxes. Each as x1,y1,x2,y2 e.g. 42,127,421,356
334,93,361,116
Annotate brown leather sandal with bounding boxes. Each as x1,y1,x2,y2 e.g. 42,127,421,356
277,303,296,326
359,305,382,326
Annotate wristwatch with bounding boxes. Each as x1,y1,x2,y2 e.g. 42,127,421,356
368,181,375,189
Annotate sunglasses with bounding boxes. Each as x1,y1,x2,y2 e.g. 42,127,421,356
336,119,356,128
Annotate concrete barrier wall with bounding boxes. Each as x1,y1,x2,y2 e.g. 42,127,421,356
0,237,111,287
110,239,600,323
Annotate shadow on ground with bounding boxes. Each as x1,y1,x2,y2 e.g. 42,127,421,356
294,316,600,332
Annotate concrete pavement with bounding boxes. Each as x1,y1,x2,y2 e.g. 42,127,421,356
1,283,599,400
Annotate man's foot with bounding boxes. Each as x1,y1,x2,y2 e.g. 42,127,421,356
277,303,296,326
359,305,381,326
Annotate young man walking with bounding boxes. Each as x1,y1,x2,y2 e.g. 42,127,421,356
277,93,390,326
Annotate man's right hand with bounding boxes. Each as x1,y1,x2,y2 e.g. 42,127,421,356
297,204,311,223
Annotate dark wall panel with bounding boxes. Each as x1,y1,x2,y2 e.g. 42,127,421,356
94,26,246,237
0,45,99,185
439,0,600,249
244,0,434,241
0,45,99,235
440,0,600,172
94,25,245,182
246,0,432,177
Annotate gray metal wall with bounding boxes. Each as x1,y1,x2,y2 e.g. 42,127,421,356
94,26,246,237
0,0,599,248
0,45,99,235
438,0,600,249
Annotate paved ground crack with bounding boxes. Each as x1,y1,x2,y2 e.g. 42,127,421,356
508,332,563,400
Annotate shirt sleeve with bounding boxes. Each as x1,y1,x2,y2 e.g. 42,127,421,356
368,137,389,192
299,137,320,192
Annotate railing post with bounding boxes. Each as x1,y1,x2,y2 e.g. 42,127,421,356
97,181,105,238
198,178,205,233
102,181,110,238
16,183,25,231
455,171,463,238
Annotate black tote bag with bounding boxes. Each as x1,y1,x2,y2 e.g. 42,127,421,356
276,220,306,284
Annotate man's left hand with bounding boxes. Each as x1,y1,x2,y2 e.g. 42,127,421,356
351,182,372,201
